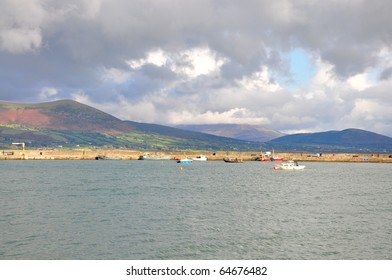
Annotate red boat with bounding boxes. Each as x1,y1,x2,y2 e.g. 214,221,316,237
255,157,271,161
270,156,284,161
255,149,284,162
270,149,284,161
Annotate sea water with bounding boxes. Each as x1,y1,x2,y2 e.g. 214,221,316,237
0,160,391,259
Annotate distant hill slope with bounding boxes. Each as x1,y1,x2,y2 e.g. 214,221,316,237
2,100,390,152
0,100,260,150
266,129,392,153
123,120,261,150
175,124,284,142
0,99,133,133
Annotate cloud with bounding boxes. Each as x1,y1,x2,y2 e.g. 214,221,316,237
1,0,392,137
0,0,45,53
167,107,270,125
347,72,375,91
238,67,281,92
128,47,226,79
39,87,58,100
0,28,42,54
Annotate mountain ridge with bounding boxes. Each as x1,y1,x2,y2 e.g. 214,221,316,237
175,123,284,142
0,99,133,133
1,100,392,152
266,128,392,153
0,100,259,150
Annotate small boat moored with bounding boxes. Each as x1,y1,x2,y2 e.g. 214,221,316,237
95,155,122,160
223,157,243,163
255,156,271,162
255,150,284,161
270,156,284,162
138,154,170,160
273,161,305,170
270,149,284,161
191,155,208,161
177,158,193,164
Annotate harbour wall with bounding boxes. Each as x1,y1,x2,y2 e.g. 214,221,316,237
1,149,392,163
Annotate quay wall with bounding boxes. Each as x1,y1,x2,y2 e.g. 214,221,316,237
1,149,392,163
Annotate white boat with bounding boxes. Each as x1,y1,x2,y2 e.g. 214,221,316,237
191,155,207,161
273,161,305,170
138,154,170,160
177,158,193,164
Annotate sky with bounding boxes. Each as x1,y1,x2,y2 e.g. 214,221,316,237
1,0,392,137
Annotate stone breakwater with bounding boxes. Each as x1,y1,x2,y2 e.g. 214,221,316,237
1,149,392,163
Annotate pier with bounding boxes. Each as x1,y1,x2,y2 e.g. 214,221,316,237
1,149,391,163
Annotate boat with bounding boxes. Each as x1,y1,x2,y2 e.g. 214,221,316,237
255,156,271,161
191,155,208,161
255,150,271,161
95,155,122,160
270,149,284,161
177,158,193,164
138,154,170,160
271,156,284,161
223,157,243,163
273,161,305,170
255,150,283,161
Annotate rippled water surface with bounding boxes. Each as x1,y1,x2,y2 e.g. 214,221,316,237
0,160,391,259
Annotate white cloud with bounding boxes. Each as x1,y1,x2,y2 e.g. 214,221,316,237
238,67,281,92
39,87,58,99
174,48,227,78
0,0,46,53
71,91,91,104
128,47,226,78
115,101,157,123
310,58,337,88
71,93,158,123
349,98,391,122
347,72,375,91
167,107,269,125
102,68,131,83
146,49,168,67
0,28,42,54
127,49,168,69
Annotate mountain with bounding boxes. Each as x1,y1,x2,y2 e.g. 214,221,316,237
2,100,390,152
0,99,132,133
266,128,392,153
0,100,260,151
175,124,284,142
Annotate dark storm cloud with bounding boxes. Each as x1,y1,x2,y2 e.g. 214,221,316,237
291,0,392,77
1,0,392,136
140,64,178,81
2,0,391,89
380,67,392,80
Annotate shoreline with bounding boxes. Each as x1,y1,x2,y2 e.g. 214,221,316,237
1,149,392,163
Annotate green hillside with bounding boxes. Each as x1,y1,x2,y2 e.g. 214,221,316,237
0,99,133,132
0,100,260,151
2,100,391,152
